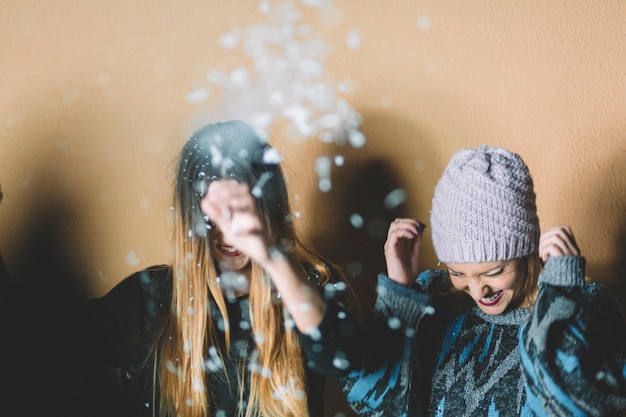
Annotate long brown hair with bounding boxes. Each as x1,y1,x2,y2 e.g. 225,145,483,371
520,253,542,307
154,120,339,416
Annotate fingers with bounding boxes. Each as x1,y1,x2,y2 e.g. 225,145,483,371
200,180,261,236
539,225,580,262
384,218,425,286
387,218,426,241
207,180,254,214
384,218,425,259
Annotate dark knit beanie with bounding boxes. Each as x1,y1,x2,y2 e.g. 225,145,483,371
430,145,540,263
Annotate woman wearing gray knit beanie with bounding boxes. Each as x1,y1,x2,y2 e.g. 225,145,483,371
338,145,626,416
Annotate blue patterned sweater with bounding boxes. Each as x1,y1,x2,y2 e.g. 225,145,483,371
338,256,626,416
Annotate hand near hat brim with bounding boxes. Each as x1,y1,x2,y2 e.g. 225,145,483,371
384,218,426,286
539,226,580,263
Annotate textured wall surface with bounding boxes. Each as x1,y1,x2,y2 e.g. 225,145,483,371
1,1,625,415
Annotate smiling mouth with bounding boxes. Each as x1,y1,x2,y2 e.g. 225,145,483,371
215,243,242,257
479,290,503,306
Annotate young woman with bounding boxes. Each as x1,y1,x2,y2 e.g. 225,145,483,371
78,120,357,417
339,145,626,416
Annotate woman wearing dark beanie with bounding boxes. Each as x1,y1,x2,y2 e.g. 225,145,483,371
339,145,626,416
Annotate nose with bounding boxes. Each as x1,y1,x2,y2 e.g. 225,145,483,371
466,279,489,301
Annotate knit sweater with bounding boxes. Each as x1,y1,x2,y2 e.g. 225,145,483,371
339,256,626,416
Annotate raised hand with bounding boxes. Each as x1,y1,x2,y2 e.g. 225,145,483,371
201,180,272,266
201,179,325,330
384,218,425,286
538,225,580,263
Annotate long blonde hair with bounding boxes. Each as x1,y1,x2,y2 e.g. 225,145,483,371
153,120,339,416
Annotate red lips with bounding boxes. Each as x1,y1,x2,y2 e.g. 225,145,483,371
478,290,503,306
215,243,242,257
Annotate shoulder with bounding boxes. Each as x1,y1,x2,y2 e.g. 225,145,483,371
582,281,625,316
134,264,172,288
302,258,345,287
95,264,172,307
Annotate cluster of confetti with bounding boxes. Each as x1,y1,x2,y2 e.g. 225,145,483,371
187,0,365,193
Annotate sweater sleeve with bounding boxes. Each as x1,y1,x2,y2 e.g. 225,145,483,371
519,256,626,416
337,272,443,417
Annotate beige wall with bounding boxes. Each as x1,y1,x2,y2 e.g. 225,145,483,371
1,0,625,414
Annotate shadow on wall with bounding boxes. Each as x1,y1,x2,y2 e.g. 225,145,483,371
1,185,118,417
310,157,412,317
310,157,412,417
580,147,626,316
306,111,435,321
303,114,435,417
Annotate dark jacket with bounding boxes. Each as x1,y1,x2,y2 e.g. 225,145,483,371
78,264,357,417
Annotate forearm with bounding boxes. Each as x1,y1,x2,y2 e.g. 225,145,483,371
261,254,326,332
520,256,626,416
339,273,438,416
297,300,358,378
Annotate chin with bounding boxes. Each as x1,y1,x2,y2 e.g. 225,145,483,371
219,256,251,272
478,305,506,315
476,297,512,315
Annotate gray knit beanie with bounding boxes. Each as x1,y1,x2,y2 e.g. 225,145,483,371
430,145,540,263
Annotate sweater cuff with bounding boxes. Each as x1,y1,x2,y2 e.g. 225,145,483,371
375,273,434,329
539,256,586,287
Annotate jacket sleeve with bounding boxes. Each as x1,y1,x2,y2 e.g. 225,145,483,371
79,265,171,367
335,272,444,417
295,258,360,378
519,256,626,416
296,296,359,378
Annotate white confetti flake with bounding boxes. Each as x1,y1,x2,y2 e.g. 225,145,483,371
388,317,402,329
97,73,110,86
346,29,361,50
349,213,364,228
126,251,140,266
186,87,210,104
5,114,17,128
332,352,351,369
300,0,330,7
384,188,407,209
306,327,322,341
348,129,366,148
203,0,363,149
318,178,331,192
262,147,283,164
417,15,431,30
219,29,240,49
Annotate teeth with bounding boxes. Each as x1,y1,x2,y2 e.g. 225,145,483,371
483,290,502,302
218,244,238,253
